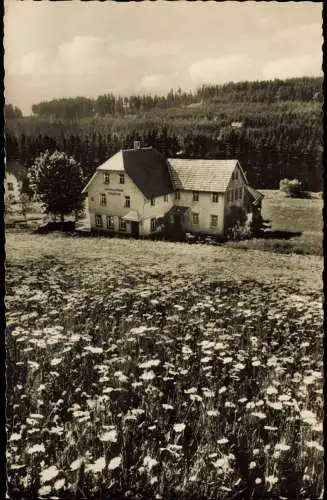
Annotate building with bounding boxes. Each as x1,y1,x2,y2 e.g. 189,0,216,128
5,161,26,204
82,143,263,237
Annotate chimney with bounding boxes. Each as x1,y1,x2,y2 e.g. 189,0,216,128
133,141,141,150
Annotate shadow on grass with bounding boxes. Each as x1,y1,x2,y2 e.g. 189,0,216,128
261,229,302,240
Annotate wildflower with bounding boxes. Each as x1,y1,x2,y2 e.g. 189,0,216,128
266,475,278,488
50,358,62,366
305,441,324,452
184,387,197,394
264,425,278,431
40,465,59,484
267,401,283,410
173,423,186,433
300,410,317,425
249,461,256,470
251,412,267,419
217,437,229,444
143,456,158,470
54,478,65,491
275,442,291,452
255,478,262,485
222,357,233,364
86,456,106,473
140,371,156,381
27,443,45,454
99,430,117,443
219,386,227,394
266,385,278,395
9,433,22,442
238,397,248,403
38,486,52,496
70,458,83,471
108,456,122,470
207,410,219,417
139,359,161,369
162,404,174,410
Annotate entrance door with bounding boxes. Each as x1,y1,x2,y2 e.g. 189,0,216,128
131,221,139,237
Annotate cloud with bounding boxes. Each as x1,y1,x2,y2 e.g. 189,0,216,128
138,74,170,92
262,55,322,80
189,55,253,84
110,39,178,58
272,22,322,45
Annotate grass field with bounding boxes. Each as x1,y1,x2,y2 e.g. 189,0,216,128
5,231,323,499
226,190,323,256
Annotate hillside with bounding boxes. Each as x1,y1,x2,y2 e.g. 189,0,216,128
5,77,323,191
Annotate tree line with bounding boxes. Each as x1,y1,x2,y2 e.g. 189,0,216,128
20,76,323,122
5,76,323,191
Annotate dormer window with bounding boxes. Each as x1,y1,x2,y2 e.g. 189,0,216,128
119,173,125,184
7,182,14,191
176,191,180,200
104,173,110,184
212,192,219,203
151,197,156,206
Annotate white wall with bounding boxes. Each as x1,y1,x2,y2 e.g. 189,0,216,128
175,190,225,235
86,169,174,235
5,173,22,203
224,163,247,216
142,192,174,234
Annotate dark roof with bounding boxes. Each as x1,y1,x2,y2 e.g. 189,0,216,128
122,148,174,198
6,160,27,181
246,186,264,205
85,147,174,198
166,206,190,217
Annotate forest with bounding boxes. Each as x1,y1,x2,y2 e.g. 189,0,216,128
5,76,323,191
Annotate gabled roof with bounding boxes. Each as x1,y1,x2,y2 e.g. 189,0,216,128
168,159,240,193
83,147,174,198
246,186,264,205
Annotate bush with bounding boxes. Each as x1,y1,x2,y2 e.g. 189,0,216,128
225,205,249,241
279,178,306,198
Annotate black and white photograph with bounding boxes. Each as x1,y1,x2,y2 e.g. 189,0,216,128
4,1,323,499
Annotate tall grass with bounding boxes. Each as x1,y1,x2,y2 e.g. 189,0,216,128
6,247,323,499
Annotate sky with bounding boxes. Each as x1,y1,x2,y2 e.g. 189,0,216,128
4,0,323,115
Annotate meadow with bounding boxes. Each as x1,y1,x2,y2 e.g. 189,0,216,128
5,230,323,499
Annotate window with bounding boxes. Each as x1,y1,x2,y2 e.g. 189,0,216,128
104,173,110,184
151,218,157,232
164,194,168,202
211,215,218,227
193,191,199,202
239,187,243,199
235,170,238,180
192,213,199,225
106,216,114,230
176,190,180,200
151,197,156,206
95,215,102,227
230,190,234,202
7,182,14,191
235,189,238,201
212,192,219,203
119,173,125,184
119,218,127,232
100,193,107,206
125,196,131,208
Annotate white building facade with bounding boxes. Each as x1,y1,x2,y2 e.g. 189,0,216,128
82,145,263,237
